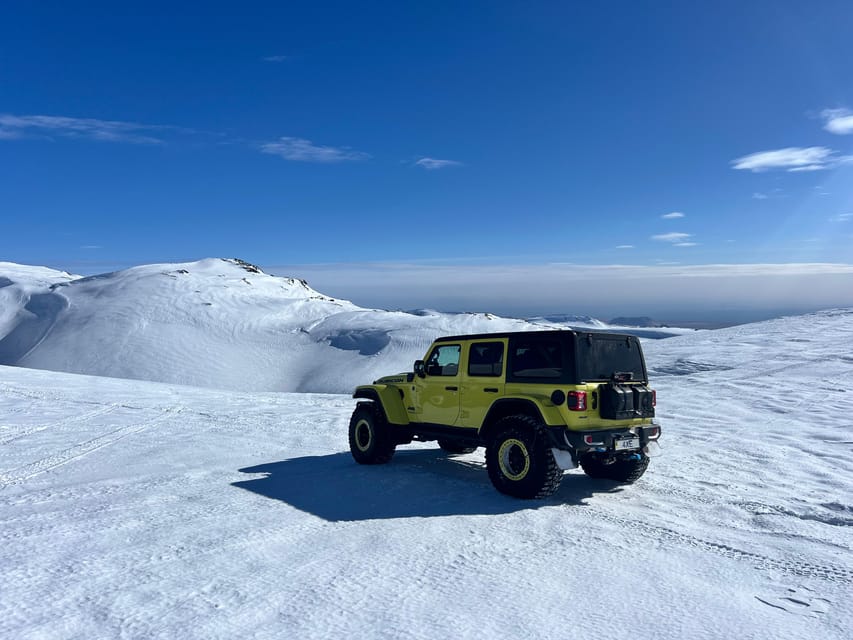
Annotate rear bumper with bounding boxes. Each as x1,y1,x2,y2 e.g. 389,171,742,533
546,421,662,453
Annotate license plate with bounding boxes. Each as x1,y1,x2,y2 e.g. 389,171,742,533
614,437,640,451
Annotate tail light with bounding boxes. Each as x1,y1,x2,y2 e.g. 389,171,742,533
652,390,657,406
567,391,587,411
646,426,661,439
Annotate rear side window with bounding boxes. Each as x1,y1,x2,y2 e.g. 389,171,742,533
507,338,568,381
577,334,647,382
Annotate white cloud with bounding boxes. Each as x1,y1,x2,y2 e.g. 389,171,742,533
674,242,698,247
262,55,290,62
731,146,852,172
661,211,685,219
822,108,853,135
754,188,787,200
80,245,103,250
260,137,370,163
652,232,692,243
0,114,174,144
830,213,853,223
788,163,827,172
414,157,463,170
616,245,634,249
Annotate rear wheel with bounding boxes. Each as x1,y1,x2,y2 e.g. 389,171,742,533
580,452,649,483
437,439,477,454
486,415,563,499
348,403,396,465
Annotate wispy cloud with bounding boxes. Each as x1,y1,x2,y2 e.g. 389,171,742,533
752,188,787,200
831,213,853,223
414,157,463,170
616,245,634,249
0,113,172,144
652,232,692,243
661,211,684,219
821,108,853,135
262,55,290,63
80,245,103,250
674,242,698,247
260,137,370,163
731,146,852,172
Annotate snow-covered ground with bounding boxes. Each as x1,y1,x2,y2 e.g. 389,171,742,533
0,259,694,393
1,308,851,639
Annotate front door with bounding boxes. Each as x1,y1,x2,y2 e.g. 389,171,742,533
412,343,461,425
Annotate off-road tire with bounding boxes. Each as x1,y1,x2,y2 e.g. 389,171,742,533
486,415,563,499
437,439,477,455
580,452,649,483
349,403,396,465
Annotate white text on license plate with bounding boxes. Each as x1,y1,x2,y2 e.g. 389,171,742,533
614,437,640,451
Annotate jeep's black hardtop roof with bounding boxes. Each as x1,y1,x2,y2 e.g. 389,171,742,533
433,329,635,343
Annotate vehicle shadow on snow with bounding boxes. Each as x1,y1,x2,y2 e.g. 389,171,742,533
232,449,624,521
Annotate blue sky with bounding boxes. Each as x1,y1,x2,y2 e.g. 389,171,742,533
2,1,853,320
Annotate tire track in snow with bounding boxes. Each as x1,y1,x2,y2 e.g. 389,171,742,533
643,475,853,534
576,503,853,584
0,381,117,406
0,410,178,489
0,403,119,445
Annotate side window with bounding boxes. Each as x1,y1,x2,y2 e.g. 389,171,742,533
510,339,563,379
426,344,461,376
467,342,504,377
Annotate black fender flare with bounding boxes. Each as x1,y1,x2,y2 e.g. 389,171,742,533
479,398,546,443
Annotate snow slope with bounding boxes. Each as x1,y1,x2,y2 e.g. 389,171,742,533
1,309,851,639
0,259,693,394
0,262,78,364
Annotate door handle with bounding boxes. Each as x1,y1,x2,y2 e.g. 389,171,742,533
445,386,458,391
484,388,499,393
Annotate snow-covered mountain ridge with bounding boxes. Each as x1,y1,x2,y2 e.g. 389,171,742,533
0,259,693,392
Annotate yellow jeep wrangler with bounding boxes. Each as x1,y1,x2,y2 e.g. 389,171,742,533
348,330,661,499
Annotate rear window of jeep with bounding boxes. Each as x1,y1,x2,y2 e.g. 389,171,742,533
576,334,646,382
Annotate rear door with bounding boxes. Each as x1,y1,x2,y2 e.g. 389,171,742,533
459,340,506,428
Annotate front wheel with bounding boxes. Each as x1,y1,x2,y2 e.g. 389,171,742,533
349,403,396,465
486,415,563,499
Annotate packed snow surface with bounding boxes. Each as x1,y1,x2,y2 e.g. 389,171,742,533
1,308,851,639
0,259,694,393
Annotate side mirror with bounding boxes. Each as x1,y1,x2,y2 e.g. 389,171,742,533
414,360,426,378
